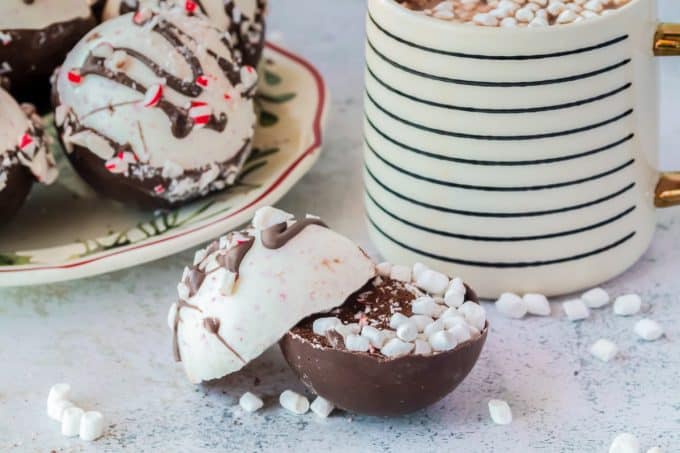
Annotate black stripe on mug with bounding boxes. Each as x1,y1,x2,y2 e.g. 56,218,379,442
367,11,628,61
366,64,633,114
363,165,637,218
367,214,637,268
366,140,635,191
366,39,632,87
366,91,634,141
366,189,636,242
365,116,635,166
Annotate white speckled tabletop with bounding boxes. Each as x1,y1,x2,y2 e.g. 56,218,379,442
2,1,680,452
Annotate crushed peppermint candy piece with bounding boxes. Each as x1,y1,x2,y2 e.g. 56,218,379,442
143,84,163,108
67,70,82,84
196,75,209,87
189,102,212,126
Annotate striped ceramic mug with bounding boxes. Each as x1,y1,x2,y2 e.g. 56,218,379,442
363,0,680,298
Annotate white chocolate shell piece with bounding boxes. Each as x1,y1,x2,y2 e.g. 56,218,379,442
173,208,376,383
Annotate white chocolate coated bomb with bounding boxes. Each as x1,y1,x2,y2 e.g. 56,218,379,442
55,6,257,205
170,207,376,383
0,0,91,30
0,89,58,191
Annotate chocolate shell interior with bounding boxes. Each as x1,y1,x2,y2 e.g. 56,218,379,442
280,278,488,416
0,164,33,224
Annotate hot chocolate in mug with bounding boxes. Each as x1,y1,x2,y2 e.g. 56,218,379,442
363,0,680,298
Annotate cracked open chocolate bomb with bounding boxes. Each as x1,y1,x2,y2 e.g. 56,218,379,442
53,5,257,209
102,0,267,67
0,0,96,107
0,88,58,223
280,268,488,416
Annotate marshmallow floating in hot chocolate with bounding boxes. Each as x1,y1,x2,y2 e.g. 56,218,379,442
280,262,488,416
0,88,58,223
54,5,257,208
0,0,96,103
168,206,376,384
102,0,267,66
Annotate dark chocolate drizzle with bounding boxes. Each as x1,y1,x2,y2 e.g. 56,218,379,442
203,317,246,364
172,298,202,361
220,236,255,273
261,219,327,250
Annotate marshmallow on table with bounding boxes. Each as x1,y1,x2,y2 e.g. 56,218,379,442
614,294,642,316
488,399,512,425
48,399,75,422
590,339,618,362
279,390,310,415
79,411,104,441
47,383,72,420
634,319,664,341
646,448,663,453
61,407,84,437
380,338,414,358
582,287,610,308
310,396,335,418
239,392,264,413
563,299,590,321
495,293,527,319
609,433,640,453
523,294,551,316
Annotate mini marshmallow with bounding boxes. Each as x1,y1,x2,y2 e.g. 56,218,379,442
396,322,418,342
390,265,412,283
458,301,486,331
646,448,662,453
412,262,428,280
380,338,414,358
252,206,294,230
582,287,610,308
345,334,371,352
447,277,466,295
423,319,444,337
389,312,410,329
634,319,664,341
279,390,310,415
409,315,434,332
312,317,341,336
47,383,71,411
614,294,642,316
448,324,472,343
442,315,467,330
411,296,439,316
523,294,551,316
415,269,449,296
48,398,75,422
495,293,527,319
428,330,458,352
563,299,590,321
608,433,640,453
79,411,104,441
334,323,361,338
310,396,335,418
590,339,618,362
239,392,264,413
375,262,392,277
361,325,387,348
61,407,84,437
488,399,513,425
440,306,461,319
444,288,465,308
414,339,432,355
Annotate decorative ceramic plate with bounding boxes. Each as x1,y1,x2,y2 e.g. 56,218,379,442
0,43,328,286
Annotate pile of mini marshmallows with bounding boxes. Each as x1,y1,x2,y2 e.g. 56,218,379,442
312,262,486,358
239,390,335,418
493,288,664,363
46,384,104,441
411,0,632,27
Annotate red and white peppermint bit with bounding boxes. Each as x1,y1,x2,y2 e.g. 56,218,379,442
154,184,166,195
18,133,34,150
133,8,153,25
143,84,163,108
223,93,232,101
104,151,136,174
184,0,198,14
245,66,255,74
67,70,82,84
196,75,209,87
189,103,212,127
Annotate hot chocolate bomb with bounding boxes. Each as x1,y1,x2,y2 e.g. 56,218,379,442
54,6,258,209
102,0,267,66
0,88,58,222
170,207,487,416
0,0,96,105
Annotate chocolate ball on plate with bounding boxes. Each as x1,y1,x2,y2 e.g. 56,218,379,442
0,0,96,108
280,270,488,416
0,88,58,223
102,0,267,66
53,5,258,209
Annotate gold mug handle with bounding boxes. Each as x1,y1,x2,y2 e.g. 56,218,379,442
654,24,680,207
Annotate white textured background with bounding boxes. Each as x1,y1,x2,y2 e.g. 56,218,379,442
1,1,680,451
